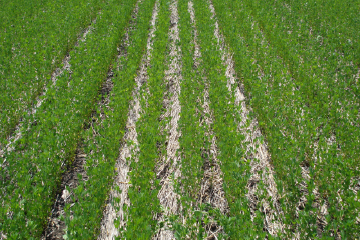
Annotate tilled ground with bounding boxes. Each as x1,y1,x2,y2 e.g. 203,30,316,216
3,0,346,239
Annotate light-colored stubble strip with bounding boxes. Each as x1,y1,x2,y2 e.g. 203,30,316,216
97,1,159,239
251,16,330,239
0,16,98,158
0,14,99,240
295,135,338,239
153,0,182,239
208,0,285,236
188,2,228,238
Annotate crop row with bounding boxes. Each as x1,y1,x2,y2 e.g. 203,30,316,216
122,0,170,237
213,0,325,237
0,0,105,144
243,0,360,168
62,0,157,238
169,1,234,238
2,0,358,238
65,0,174,238
190,0,274,237
152,0,185,238
167,0,210,238
0,0,138,238
212,0,359,238
66,0,288,238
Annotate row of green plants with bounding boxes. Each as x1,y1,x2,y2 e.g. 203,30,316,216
0,0,105,144
237,0,360,237
211,1,318,237
62,0,157,238
189,0,276,238
0,0,138,238
169,1,247,238
261,0,360,236
243,0,360,173
152,2,222,236
121,0,170,238
166,0,212,238
212,0,359,238
2,0,356,238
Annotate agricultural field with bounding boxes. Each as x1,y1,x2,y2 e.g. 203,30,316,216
0,0,359,239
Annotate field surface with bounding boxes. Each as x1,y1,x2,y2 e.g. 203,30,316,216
0,0,359,239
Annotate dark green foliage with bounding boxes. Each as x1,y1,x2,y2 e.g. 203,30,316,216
122,0,170,238
0,0,137,238
191,0,266,237
211,0,360,238
63,0,157,239
0,0,105,144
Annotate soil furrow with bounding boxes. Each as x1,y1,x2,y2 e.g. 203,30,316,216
187,1,201,68
189,0,228,214
208,0,285,236
296,165,332,239
295,134,340,239
0,19,99,240
188,1,228,238
42,138,91,239
246,17,329,239
200,88,229,239
313,138,331,237
245,16,335,239
153,0,182,239
0,17,99,160
41,3,144,239
97,1,159,238
41,12,123,238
